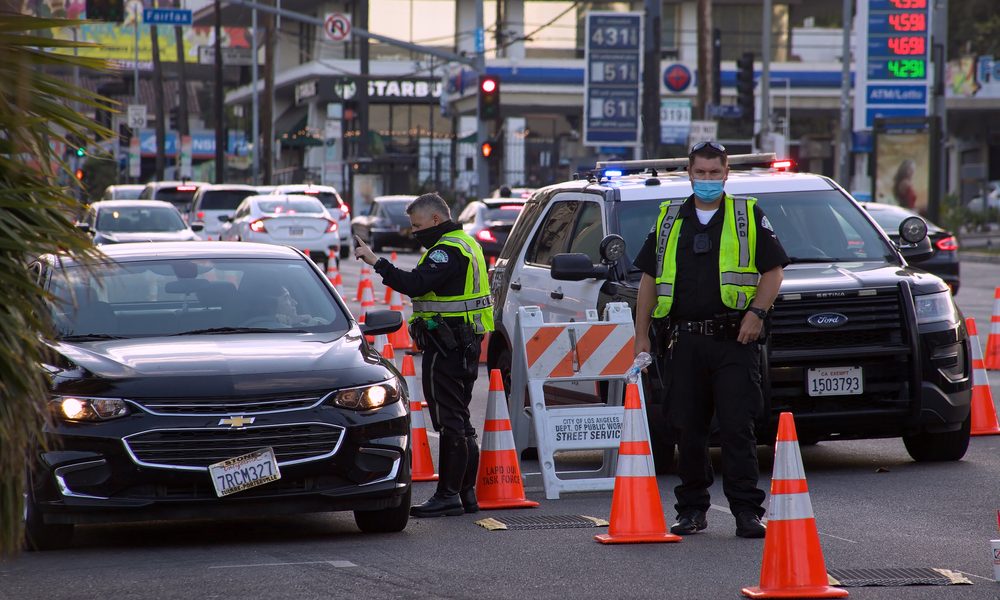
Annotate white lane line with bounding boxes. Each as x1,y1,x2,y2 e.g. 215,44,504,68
208,560,357,569
954,570,993,582
709,504,858,543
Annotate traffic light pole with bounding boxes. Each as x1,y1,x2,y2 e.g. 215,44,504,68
474,0,490,199
759,0,772,142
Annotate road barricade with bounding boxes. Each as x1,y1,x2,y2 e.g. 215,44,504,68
508,303,649,500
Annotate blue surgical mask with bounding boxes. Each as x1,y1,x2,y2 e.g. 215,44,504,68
691,179,725,202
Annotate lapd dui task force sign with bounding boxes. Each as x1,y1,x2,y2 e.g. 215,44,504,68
583,12,643,147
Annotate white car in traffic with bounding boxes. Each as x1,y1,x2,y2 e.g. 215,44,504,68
220,194,341,269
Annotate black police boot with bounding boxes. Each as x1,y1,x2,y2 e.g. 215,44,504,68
735,511,766,539
410,435,467,518
459,435,480,514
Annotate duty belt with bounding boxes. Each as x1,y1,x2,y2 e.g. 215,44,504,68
673,318,738,337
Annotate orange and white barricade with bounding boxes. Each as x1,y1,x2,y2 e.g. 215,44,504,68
508,303,642,499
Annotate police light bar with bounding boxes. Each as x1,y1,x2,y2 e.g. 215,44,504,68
595,153,778,175
603,169,623,178
176,185,198,191
771,159,795,171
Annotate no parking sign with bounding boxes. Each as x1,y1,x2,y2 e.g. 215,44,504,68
324,13,352,42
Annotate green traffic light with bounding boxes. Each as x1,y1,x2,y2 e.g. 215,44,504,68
76,147,86,157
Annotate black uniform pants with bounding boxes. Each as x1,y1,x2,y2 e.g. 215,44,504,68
422,335,482,438
668,331,766,518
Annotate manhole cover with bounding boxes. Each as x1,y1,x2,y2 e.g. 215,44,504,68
475,515,609,531
828,568,972,587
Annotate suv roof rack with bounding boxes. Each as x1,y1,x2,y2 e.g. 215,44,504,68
596,152,778,174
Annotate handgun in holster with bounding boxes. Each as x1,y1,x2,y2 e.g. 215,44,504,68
429,315,459,351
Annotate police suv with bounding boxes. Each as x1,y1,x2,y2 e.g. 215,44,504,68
486,154,972,467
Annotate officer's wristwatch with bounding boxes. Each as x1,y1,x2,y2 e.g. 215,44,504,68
747,306,768,320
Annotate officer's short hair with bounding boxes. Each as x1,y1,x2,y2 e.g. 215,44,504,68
407,193,451,220
688,141,728,167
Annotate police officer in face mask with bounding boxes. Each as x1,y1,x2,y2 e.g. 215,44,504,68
632,142,789,539
354,193,494,517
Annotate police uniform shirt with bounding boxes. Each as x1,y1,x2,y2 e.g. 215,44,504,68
373,221,470,299
634,196,789,321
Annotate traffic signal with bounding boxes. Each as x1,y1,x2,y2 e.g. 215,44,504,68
736,52,755,129
480,140,496,159
75,146,86,158
168,106,179,131
478,74,500,121
85,0,125,22
74,167,85,181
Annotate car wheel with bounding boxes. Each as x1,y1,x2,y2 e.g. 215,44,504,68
353,487,410,533
24,477,73,551
902,414,970,462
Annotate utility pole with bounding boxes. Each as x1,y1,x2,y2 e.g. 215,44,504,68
174,24,190,139
151,23,166,179
641,0,661,159
932,0,948,218
213,0,225,182
250,5,259,184
358,0,370,163
695,0,712,120
262,2,274,184
837,0,852,185
760,0,772,142
475,0,489,198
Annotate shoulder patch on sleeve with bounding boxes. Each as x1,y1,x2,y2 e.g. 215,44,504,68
760,216,774,232
428,249,450,264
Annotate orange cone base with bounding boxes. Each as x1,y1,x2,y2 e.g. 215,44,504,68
594,531,681,544
478,498,539,510
413,473,439,482
970,391,1000,436
741,586,848,599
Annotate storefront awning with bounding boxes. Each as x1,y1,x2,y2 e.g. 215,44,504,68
276,108,322,148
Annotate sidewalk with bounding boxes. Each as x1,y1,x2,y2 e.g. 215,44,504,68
960,250,1000,264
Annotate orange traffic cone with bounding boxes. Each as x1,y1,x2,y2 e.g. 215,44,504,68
325,251,343,295
986,287,1000,370
476,369,539,510
479,331,489,364
742,412,848,599
968,318,1000,436
403,354,438,482
387,289,413,350
382,253,398,304
595,383,680,544
381,342,399,372
356,264,373,302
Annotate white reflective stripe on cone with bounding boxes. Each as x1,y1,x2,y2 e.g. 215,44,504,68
992,320,1000,334
410,405,426,428
621,408,649,443
974,368,989,386
773,441,807,480
481,428,516,452
768,492,815,521
971,338,983,360
405,375,423,403
485,391,511,421
615,453,655,477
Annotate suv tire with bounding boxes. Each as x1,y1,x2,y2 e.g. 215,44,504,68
354,488,410,533
24,479,73,551
902,414,971,462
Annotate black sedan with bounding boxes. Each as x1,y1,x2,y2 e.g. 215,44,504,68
77,200,203,244
351,195,419,252
26,242,411,549
456,198,526,259
861,202,960,294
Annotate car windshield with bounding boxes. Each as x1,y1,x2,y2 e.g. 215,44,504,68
109,186,142,200
258,198,325,215
153,187,199,208
96,206,186,232
49,258,349,338
380,200,410,216
483,204,524,223
199,189,257,211
291,190,341,210
619,190,895,267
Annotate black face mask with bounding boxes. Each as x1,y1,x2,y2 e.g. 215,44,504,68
413,228,439,249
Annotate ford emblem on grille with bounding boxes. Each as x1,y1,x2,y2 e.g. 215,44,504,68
807,312,848,328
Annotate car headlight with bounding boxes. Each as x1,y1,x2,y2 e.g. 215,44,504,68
52,396,130,421
914,291,960,325
329,378,401,410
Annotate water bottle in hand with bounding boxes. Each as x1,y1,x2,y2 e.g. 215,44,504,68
625,352,652,383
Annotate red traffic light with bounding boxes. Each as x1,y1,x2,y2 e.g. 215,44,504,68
480,78,497,94
480,142,494,158
74,168,84,180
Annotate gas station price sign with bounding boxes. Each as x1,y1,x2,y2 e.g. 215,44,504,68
867,0,930,80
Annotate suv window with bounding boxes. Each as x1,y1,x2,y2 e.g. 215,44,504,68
526,201,579,266
198,190,256,211
567,202,604,262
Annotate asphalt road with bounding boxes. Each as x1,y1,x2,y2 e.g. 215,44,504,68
2,251,999,600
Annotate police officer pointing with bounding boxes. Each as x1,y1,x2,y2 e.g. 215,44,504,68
354,193,493,518
633,142,789,538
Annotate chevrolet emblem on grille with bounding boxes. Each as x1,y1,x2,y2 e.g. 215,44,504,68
219,416,255,428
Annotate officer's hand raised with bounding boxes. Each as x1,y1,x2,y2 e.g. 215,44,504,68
354,235,377,266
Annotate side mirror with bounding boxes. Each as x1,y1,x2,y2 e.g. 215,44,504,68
190,222,205,232
217,215,231,223
896,216,933,263
359,309,403,336
551,253,609,281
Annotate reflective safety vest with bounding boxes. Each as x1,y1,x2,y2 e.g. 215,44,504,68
410,230,495,334
652,194,760,318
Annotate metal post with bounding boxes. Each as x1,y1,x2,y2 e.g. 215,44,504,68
837,0,852,185
133,1,140,105
642,0,661,159
251,5,260,184
760,0,772,139
475,0,489,198
213,0,224,182
695,0,711,119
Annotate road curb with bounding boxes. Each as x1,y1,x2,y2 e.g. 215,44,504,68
959,251,1000,264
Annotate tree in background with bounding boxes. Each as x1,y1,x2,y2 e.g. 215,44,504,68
0,13,110,556
949,0,1000,57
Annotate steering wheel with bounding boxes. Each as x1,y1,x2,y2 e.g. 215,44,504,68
240,316,285,328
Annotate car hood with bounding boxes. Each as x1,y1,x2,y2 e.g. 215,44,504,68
779,261,948,296
47,330,392,398
97,231,197,243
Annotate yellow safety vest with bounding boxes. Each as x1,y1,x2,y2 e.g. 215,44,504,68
652,194,760,318
410,230,495,334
